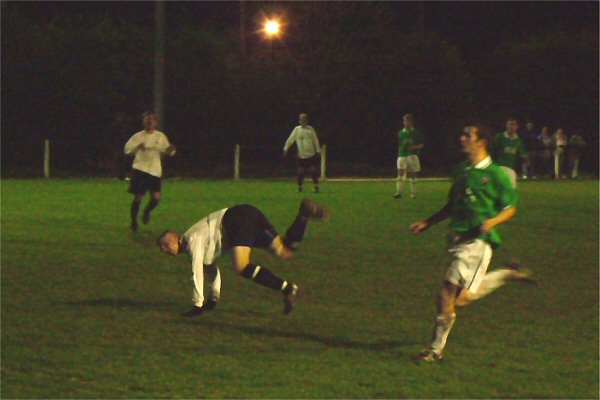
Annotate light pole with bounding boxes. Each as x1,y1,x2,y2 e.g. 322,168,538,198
154,0,165,130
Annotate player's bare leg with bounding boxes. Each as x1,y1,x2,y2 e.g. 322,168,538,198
418,281,459,362
232,246,299,315
142,191,161,225
408,171,417,199
395,168,406,199
130,193,144,232
455,263,536,307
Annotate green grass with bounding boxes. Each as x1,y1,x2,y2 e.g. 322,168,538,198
1,178,598,398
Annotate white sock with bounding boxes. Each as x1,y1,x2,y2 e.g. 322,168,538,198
395,177,401,194
430,313,456,354
409,178,415,196
468,269,512,301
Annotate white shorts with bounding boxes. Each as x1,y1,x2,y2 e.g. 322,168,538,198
397,155,421,172
445,239,492,293
500,166,517,188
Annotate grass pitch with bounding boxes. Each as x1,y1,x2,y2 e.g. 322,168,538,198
1,179,598,398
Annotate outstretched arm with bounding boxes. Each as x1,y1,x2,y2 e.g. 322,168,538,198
283,128,297,156
410,202,451,234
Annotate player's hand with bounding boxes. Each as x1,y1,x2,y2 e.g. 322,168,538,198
282,150,287,158
479,220,494,234
166,145,177,156
410,220,429,234
181,306,204,317
136,143,146,152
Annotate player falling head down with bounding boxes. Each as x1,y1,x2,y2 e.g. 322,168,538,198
156,199,330,316
409,125,536,362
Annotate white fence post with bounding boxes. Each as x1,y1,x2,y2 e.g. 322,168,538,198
234,144,240,180
44,139,50,178
320,144,326,180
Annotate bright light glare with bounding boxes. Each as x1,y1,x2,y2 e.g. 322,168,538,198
264,20,280,36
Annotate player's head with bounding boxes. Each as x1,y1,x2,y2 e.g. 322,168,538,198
505,117,519,135
156,230,180,255
525,122,534,131
541,126,549,136
461,125,493,154
299,113,308,127
403,114,413,129
143,111,158,131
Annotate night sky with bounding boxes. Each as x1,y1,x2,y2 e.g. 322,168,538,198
12,1,599,56
3,1,598,174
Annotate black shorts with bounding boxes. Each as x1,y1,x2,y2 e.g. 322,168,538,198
128,169,162,195
222,205,279,249
297,155,319,169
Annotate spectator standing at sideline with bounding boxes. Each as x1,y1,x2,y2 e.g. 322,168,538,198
521,121,537,179
568,133,586,179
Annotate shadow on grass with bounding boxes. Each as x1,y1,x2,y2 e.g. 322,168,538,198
61,298,177,310
181,318,412,352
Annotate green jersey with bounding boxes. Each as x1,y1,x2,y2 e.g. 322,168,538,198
490,132,527,170
398,128,424,157
447,156,517,248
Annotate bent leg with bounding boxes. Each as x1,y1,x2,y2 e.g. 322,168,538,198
232,246,293,293
456,266,535,307
143,191,161,224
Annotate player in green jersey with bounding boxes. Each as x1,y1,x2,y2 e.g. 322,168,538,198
410,125,535,362
394,114,424,199
490,117,528,188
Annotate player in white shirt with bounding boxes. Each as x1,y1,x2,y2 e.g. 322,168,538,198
124,112,176,232
283,113,322,193
156,199,330,316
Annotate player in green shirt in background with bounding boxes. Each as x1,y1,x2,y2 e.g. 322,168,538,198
490,117,528,188
410,125,536,362
394,114,424,199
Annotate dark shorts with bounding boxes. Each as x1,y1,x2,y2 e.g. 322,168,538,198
222,204,279,249
297,155,319,169
128,169,161,195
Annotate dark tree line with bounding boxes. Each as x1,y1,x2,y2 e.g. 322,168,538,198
1,2,597,177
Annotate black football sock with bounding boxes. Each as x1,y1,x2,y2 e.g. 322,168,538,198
297,174,304,190
144,198,159,215
241,264,289,292
130,199,141,223
283,215,308,251
312,172,319,186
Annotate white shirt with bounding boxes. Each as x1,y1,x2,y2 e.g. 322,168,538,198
124,130,174,177
181,208,228,306
284,125,321,159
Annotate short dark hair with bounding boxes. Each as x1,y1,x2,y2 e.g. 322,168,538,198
506,116,519,123
474,125,494,147
143,111,156,119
